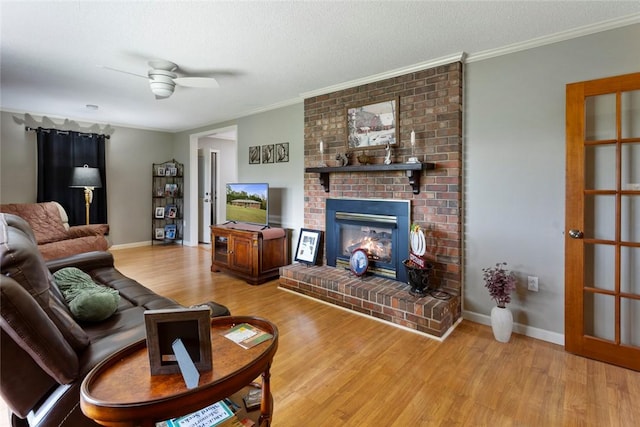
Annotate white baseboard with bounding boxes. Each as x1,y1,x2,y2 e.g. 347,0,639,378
109,241,151,250
463,310,564,346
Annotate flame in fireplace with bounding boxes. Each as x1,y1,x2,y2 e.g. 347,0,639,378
346,231,392,262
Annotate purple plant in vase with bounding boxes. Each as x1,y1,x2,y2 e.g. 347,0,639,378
482,262,517,308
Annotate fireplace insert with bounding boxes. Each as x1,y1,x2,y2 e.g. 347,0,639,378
326,198,410,283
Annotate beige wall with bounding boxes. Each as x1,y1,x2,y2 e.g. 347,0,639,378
0,111,175,245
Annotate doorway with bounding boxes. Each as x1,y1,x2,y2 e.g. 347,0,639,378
188,125,238,247
565,72,640,371
198,150,218,243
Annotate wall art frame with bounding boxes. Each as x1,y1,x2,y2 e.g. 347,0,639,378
346,97,399,151
249,146,261,164
144,307,212,375
275,142,289,163
262,144,275,163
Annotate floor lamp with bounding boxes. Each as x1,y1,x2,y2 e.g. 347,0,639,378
70,164,102,225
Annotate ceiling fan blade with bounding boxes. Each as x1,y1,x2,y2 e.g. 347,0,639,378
100,65,148,80
173,76,219,88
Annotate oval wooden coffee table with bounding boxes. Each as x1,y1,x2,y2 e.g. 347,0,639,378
80,316,278,427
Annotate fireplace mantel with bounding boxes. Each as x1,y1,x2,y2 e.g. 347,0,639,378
305,162,435,194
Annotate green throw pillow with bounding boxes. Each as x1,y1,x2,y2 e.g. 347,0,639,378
53,267,120,322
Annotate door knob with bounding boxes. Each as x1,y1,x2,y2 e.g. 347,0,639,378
569,229,584,239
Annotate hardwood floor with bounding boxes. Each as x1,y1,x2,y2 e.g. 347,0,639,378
3,245,640,426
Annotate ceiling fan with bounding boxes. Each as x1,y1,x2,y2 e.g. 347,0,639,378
103,60,219,99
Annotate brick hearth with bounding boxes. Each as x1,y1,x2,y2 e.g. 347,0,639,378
279,264,460,338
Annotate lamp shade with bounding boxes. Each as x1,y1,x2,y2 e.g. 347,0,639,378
70,165,102,188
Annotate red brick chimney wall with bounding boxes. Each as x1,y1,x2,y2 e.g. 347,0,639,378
303,62,462,296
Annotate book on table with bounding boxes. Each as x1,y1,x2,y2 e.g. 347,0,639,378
156,400,234,427
223,323,273,349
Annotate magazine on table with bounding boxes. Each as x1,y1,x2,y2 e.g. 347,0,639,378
223,323,273,349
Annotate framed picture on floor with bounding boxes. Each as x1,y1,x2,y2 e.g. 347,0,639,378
294,228,322,265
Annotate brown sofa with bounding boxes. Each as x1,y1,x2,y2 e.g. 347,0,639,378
0,213,230,427
0,202,110,260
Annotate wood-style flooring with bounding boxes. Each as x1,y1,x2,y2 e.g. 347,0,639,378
3,245,640,426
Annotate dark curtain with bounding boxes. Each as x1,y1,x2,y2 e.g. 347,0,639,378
36,129,108,225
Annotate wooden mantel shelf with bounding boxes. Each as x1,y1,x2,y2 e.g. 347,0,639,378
305,162,435,194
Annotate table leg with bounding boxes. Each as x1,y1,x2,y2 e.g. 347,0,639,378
258,363,272,427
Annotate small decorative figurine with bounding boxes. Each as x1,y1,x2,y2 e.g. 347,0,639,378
384,143,392,165
335,153,350,167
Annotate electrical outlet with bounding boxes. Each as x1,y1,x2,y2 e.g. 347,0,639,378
527,276,539,292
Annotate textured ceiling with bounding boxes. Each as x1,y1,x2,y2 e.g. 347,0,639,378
1,1,639,132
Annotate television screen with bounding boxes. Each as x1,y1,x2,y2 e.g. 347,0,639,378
225,183,269,226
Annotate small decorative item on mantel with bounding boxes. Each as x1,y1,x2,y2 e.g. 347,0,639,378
406,130,420,164
402,223,434,297
335,152,350,167
483,262,517,343
318,139,327,167
357,151,370,165
384,142,392,165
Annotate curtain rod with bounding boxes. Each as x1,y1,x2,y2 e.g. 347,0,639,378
14,113,115,138
24,126,111,139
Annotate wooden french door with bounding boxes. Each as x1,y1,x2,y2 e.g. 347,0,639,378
565,72,640,371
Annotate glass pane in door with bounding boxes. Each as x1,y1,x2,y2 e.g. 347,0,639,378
622,143,640,190
584,243,615,291
621,298,640,347
584,292,615,341
585,94,616,141
584,195,616,240
621,246,640,294
621,195,639,242
622,90,640,139
585,144,616,190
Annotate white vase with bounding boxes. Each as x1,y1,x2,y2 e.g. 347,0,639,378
490,306,513,343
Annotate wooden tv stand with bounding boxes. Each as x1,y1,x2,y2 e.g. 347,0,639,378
210,224,289,285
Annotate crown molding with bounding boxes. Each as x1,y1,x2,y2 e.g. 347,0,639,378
466,13,640,63
299,52,466,99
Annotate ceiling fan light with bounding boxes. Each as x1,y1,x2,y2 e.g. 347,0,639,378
149,81,175,98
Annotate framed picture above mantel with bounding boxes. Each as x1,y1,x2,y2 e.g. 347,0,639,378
346,97,398,151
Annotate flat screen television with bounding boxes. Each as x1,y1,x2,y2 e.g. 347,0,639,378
225,182,269,226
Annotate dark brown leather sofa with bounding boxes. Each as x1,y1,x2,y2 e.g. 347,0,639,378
0,213,229,426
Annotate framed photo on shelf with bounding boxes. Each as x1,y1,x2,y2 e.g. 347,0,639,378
294,228,322,265
155,228,165,239
167,167,178,176
164,224,177,239
155,207,165,218
156,187,165,197
165,183,178,197
249,146,261,164
156,166,165,176
346,97,398,151
275,142,289,163
144,307,212,375
165,205,177,219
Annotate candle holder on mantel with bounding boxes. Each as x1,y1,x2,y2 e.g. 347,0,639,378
318,140,327,167
406,129,420,164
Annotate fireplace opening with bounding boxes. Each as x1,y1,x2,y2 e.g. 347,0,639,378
326,199,409,283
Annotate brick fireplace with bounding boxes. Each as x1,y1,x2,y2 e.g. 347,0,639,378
279,61,463,338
